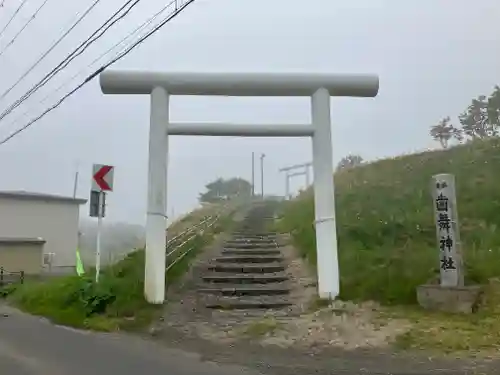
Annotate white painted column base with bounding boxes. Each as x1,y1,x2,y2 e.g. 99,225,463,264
145,87,169,304
311,88,339,299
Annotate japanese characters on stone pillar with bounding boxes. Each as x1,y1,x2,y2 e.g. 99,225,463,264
432,173,464,287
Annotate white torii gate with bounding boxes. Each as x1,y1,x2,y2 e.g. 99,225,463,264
99,70,379,304
279,162,313,199
285,170,307,200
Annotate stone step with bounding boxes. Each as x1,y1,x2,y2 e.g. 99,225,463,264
205,296,293,310
222,248,282,256
223,242,279,249
227,241,279,247
226,238,277,246
232,234,274,238
228,234,275,239
232,232,276,238
225,242,279,248
198,285,290,296
231,232,279,239
202,274,288,284
207,263,285,274
213,255,284,264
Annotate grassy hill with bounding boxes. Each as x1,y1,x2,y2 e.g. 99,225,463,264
280,138,500,305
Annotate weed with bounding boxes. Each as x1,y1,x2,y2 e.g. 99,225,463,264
242,317,282,338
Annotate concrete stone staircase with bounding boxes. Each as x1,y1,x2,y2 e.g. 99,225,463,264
198,203,293,311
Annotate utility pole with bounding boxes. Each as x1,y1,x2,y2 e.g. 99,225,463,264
72,161,80,198
260,153,265,199
285,170,290,200
279,161,312,199
251,152,255,198
73,170,79,198
73,162,80,263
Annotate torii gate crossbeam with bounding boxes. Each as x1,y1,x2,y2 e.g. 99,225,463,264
99,70,379,304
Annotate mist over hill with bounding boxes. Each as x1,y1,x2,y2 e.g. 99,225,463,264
78,219,145,266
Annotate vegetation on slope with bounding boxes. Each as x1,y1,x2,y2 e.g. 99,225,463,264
278,138,500,352
280,138,500,305
2,204,234,332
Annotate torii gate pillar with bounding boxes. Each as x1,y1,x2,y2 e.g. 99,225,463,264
100,70,379,303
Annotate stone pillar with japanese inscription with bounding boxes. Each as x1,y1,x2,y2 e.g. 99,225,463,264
416,173,482,314
432,173,464,287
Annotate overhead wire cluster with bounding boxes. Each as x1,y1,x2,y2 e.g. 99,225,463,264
0,0,29,40
11,0,179,123
0,0,108,112
0,0,197,145
0,0,51,59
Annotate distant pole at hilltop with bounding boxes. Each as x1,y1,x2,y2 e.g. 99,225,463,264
251,152,255,198
260,153,265,199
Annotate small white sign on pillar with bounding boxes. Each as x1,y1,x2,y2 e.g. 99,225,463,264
432,173,464,287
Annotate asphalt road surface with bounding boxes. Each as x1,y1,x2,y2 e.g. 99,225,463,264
0,305,262,375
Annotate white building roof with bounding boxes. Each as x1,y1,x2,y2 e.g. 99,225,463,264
0,190,87,205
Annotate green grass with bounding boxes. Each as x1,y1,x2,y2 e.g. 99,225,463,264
3,213,230,332
278,138,500,352
381,280,500,354
241,317,282,338
279,138,500,305
9,250,157,331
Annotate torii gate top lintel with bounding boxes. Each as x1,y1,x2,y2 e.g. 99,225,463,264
279,162,313,172
99,70,379,97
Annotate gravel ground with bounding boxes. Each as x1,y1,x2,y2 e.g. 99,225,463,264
153,328,498,375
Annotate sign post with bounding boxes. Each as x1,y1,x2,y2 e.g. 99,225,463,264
432,173,463,287
90,164,114,283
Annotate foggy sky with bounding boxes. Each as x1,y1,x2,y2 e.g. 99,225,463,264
0,0,498,225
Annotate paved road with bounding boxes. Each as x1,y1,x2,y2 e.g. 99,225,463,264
0,305,261,375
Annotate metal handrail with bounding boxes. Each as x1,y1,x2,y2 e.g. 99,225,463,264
0,267,24,286
166,215,212,246
166,215,219,272
166,198,235,248
165,207,227,272
166,232,198,257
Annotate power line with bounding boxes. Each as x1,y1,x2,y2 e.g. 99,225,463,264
0,0,140,122
0,0,196,146
0,0,103,102
4,0,178,128
0,0,29,40
0,0,52,59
